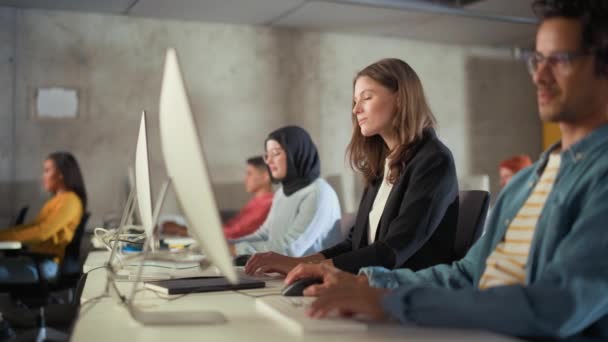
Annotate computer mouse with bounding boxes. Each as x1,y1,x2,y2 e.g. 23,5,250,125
281,277,323,297
233,254,252,266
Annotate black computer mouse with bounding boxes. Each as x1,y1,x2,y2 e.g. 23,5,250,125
233,254,252,266
281,277,323,297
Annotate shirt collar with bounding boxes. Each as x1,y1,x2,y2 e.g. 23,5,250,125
535,122,608,175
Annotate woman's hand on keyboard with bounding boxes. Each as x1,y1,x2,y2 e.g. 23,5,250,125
306,282,388,321
244,252,301,275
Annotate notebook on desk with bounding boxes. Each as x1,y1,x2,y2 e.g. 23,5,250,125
160,236,196,246
144,276,265,295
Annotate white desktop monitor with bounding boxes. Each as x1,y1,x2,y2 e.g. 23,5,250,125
135,111,155,242
158,48,238,284
127,166,140,225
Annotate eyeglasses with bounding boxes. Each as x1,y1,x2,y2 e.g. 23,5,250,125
263,148,284,163
524,50,590,75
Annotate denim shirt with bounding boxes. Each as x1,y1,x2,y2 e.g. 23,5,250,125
360,123,608,339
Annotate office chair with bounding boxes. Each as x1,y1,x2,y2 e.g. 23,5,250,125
219,209,238,223
59,212,91,277
0,212,91,340
0,212,90,303
13,206,29,226
453,190,490,260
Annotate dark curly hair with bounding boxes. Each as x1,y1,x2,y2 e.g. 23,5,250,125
47,152,88,209
532,0,608,77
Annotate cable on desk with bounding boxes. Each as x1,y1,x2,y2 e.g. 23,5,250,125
109,239,145,245
233,290,281,298
93,227,146,253
125,264,200,270
79,294,107,312
139,288,191,302
75,265,108,303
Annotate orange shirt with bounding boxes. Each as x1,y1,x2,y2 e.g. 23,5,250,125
223,192,273,239
0,191,83,262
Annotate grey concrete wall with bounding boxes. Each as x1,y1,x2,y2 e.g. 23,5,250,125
465,55,541,198
8,9,288,227
0,7,16,227
1,8,539,228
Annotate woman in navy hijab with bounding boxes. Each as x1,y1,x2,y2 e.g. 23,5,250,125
231,126,342,257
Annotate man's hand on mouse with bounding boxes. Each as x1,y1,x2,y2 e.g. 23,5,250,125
306,281,389,321
161,221,188,236
284,263,389,320
284,263,369,297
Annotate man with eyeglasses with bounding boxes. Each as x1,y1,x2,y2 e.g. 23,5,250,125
283,0,608,339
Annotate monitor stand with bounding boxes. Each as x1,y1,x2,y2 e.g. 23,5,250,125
120,179,228,325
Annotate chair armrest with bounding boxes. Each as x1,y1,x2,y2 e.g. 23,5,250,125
17,251,56,262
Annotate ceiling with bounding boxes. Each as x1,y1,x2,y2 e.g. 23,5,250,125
0,0,538,47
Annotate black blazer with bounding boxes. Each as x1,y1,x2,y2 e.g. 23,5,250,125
320,128,459,273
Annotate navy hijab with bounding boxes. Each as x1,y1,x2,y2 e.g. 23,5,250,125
266,126,321,196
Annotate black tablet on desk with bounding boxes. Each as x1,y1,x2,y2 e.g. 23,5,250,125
144,276,265,295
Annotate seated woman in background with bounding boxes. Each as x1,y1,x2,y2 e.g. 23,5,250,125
499,154,532,189
230,126,342,257
0,152,86,283
245,58,459,275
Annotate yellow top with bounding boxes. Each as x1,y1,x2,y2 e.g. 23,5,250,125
0,191,83,262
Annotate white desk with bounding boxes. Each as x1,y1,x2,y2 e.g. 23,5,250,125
72,251,519,342
0,241,23,250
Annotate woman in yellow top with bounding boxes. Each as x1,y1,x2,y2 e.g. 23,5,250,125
0,152,86,283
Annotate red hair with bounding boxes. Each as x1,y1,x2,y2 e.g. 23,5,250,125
499,155,532,173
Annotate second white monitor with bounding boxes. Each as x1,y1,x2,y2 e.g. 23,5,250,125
158,48,238,284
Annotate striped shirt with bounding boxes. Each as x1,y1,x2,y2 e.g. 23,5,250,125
479,153,561,289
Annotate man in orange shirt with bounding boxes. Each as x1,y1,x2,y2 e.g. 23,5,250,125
162,156,273,239
498,154,533,188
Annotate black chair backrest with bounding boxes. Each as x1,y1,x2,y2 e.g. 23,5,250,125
72,272,89,305
454,190,490,259
63,212,90,265
14,206,29,225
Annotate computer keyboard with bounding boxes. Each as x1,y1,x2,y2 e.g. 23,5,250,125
235,267,281,281
143,251,205,265
256,296,367,334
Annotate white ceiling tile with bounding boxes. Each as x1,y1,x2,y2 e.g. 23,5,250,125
0,0,133,14
275,0,536,46
275,1,433,37
466,0,536,18
0,0,539,46
402,14,537,46
129,0,304,25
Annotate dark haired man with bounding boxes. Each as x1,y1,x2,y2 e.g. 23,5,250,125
285,1,608,339
162,156,273,239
